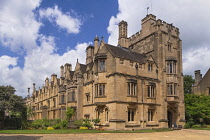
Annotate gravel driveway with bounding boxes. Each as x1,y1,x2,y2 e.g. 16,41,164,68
0,129,210,140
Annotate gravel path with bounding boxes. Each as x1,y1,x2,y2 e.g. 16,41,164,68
0,129,210,140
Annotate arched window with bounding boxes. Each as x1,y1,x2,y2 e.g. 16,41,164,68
95,108,100,119
105,108,109,122
72,91,75,101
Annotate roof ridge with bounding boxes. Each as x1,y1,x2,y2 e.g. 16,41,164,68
104,43,147,64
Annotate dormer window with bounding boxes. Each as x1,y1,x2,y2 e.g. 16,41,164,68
148,63,153,71
99,60,106,72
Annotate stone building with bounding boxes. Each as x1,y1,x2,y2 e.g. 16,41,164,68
192,69,210,95
26,14,185,130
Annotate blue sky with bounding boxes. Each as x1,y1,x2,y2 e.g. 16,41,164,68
0,0,210,97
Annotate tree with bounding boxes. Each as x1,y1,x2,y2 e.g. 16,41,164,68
185,94,210,125
184,75,195,94
0,85,27,129
66,107,75,121
27,105,35,120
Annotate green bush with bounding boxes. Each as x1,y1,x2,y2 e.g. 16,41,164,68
21,120,32,129
192,124,201,128
42,118,50,127
52,123,61,129
60,120,68,128
82,119,92,128
74,119,83,128
31,119,43,129
52,119,61,126
92,118,100,124
184,123,191,129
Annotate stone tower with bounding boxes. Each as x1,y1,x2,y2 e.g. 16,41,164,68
118,20,128,47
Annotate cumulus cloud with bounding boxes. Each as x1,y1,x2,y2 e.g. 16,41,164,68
0,0,86,97
0,40,89,97
107,0,210,75
0,55,25,93
183,47,210,77
39,5,81,34
0,0,42,53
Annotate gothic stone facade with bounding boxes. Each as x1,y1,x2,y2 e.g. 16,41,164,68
192,69,210,95
26,14,185,130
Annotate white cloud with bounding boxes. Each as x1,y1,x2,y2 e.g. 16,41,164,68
0,39,89,97
107,0,210,75
183,47,210,76
0,0,42,53
0,1,86,97
39,5,81,34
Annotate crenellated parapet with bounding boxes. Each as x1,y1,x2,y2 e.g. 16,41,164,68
127,14,180,47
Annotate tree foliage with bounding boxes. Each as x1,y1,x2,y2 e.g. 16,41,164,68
66,107,75,120
185,94,210,125
184,75,195,94
0,85,27,129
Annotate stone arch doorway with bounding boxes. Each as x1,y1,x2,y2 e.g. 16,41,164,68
167,111,172,128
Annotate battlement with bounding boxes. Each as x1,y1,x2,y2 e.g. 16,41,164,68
119,20,128,26
157,19,179,33
127,14,180,46
129,31,141,41
141,14,156,24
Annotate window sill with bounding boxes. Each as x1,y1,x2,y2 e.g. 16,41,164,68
146,121,159,126
125,122,140,127
147,97,156,99
95,96,106,98
167,95,178,97
127,95,137,97
166,73,177,75
67,101,77,103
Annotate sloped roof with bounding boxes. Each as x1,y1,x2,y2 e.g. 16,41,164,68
79,64,87,73
70,71,74,79
86,61,94,71
105,44,147,64
197,68,210,86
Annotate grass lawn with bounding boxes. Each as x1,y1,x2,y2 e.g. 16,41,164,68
0,129,172,134
190,128,210,130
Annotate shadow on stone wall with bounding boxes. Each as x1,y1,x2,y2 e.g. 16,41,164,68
0,135,43,140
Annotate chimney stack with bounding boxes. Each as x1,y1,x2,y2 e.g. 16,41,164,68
60,65,64,77
194,70,202,86
94,35,99,54
33,83,36,93
27,88,30,97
